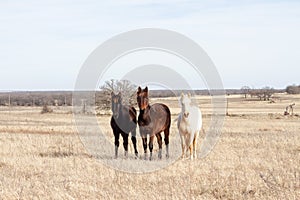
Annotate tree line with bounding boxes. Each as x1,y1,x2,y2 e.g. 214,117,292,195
0,82,298,107
0,92,72,106
286,85,300,94
240,84,300,101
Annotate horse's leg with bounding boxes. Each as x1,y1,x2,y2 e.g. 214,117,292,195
122,132,129,158
156,132,163,159
164,128,170,158
179,131,185,159
193,131,199,160
149,134,155,161
114,130,120,159
142,136,148,160
131,128,138,158
185,134,192,160
189,144,193,160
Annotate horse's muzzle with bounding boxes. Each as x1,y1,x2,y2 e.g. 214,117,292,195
113,113,119,119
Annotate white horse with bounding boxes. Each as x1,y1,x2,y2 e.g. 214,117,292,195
177,93,202,160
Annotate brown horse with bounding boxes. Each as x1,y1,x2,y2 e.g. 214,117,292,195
110,92,138,158
137,86,171,160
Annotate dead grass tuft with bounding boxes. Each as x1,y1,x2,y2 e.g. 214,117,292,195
39,151,74,158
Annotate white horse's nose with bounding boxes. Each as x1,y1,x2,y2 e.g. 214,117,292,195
184,112,189,118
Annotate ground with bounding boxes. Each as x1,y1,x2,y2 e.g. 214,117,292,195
0,93,299,199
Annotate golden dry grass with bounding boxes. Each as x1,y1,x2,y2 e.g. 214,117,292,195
0,94,299,199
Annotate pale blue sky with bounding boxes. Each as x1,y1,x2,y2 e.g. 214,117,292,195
0,0,299,90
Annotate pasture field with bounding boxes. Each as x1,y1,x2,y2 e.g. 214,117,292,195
0,94,299,199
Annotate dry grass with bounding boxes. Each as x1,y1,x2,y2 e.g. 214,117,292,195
0,94,299,199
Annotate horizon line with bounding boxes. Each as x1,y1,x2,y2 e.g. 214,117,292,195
0,88,289,93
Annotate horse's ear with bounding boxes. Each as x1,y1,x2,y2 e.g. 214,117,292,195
118,92,121,96
188,93,191,98
137,86,142,94
111,91,115,97
144,86,148,93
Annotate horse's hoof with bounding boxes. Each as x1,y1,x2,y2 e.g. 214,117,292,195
124,151,128,158
135,153,138,159
158,149,162,159
166,154,169,159
158,153,162,159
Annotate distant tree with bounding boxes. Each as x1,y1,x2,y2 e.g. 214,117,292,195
261,86,275,101
241,86,251,98
99,79,137,110
255,89,264,101
286,85,300,94
249,88,257,98
250,87,275,101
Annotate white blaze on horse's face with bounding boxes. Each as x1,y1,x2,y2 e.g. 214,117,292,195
111,92,122,119
180,94,192,118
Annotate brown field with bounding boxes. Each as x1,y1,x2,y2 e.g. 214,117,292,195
0,93,299,199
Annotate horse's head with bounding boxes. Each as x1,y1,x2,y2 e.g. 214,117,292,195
180,93,192,118
137,86,149,110
111,92,122,119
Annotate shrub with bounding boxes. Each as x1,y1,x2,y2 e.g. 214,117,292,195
41,104,53,114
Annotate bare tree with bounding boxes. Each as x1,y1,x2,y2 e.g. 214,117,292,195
241,86,251,98
99,79,137,110
254,89,264,101
249,88,257,98
249,87,275,101
261,86,274,101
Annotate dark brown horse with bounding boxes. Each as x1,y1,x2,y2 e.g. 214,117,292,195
137,86,171,160
110,92,138,158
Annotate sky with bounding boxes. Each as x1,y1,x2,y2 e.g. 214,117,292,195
0,0,299,90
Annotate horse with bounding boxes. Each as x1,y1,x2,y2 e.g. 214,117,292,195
137,86,171,160
110,92,138,158
177,93,202,160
